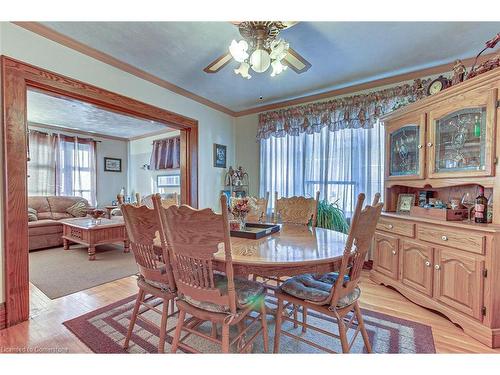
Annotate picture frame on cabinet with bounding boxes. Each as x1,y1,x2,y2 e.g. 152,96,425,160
397,193,416,214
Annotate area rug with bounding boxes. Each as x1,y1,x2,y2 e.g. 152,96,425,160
29,244,138,299
63,295,436,353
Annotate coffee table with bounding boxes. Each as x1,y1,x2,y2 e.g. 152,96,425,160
61,217,129,261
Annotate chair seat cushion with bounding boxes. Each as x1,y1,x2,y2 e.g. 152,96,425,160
181,274,266,313
279,272,360,308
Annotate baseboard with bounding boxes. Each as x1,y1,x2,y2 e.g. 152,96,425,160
0,302,6,330
363,260,373,270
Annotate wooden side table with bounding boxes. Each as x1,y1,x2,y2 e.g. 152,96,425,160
61,218,129,260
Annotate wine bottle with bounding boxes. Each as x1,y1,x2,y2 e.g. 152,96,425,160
475,186,488,223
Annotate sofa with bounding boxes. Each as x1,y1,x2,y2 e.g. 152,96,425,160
28,196,90,251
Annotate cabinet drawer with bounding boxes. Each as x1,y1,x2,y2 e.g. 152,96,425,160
376,218,415,237
416,224,485,254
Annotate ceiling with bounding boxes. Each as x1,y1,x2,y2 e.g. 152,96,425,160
38,22,500,112
27,89,173,139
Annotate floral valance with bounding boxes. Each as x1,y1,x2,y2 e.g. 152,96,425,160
257,78,431,140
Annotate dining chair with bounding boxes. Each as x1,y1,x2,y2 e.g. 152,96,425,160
256,191,320,331
274,191,320,226
143,192,179,209
120,203,177,353
273,193,383,353
155,194,269,353
246,192,270,222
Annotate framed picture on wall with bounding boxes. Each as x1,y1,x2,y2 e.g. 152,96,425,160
213,143,227,168
157,174,181,187
104,157,122,172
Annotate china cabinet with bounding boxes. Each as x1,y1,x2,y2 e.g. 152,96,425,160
371,67,500,348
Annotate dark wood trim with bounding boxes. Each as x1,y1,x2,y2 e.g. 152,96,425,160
1,56,199,328
13,22,236,117
0,303,6,330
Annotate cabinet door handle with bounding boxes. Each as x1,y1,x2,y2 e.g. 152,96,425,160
425,260,431,267
417,144,423,149
441,235,448,241
387,224,394,229
435,264,441,270
427,142,433,147
391,250,397,255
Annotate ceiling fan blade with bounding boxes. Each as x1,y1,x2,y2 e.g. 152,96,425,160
283,47,311,74
203,52,233,74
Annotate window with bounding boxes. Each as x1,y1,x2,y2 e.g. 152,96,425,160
260,122,384,217
57,136,96,204
28,130,97,205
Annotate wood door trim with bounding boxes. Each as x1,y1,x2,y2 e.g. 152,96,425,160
1,56,199,327
0,303,6,330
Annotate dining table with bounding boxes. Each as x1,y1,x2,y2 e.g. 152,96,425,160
155,223,349,278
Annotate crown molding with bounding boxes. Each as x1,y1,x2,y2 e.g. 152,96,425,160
12,22,237,117
233,52,498,117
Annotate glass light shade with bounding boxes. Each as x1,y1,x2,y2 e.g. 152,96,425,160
270,59,288,77
229,40,249,63
270,39,289,61
250,49,271,73
234,62,251,79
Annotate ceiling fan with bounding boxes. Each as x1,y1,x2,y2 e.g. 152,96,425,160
203,21,312,79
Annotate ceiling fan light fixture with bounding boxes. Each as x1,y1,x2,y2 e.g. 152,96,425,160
229,40,249,62
234,61,252,79
270,59,287,77
250,48,271,73
270,39,289,61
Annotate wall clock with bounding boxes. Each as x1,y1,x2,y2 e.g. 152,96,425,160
427,75,451,96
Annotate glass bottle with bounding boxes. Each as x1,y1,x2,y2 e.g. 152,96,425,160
474,186,488,224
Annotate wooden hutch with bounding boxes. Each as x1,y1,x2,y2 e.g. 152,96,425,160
370,67,500,348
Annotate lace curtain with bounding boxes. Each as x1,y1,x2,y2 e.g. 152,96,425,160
258,79,429,216
150,136,181,170
260,123,384,217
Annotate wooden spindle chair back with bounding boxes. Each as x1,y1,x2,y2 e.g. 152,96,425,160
328,193,382,310
246,192,270,222
154,194,238,314
121,203,175,290
274,191,320,226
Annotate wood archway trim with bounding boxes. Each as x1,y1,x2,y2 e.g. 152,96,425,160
1,56,198,327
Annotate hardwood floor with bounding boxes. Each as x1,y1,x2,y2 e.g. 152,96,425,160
0,271,499,353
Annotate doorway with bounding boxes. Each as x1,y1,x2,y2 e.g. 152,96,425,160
1,56,198,327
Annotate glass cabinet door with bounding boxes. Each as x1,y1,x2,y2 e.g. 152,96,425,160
389,125,420,177
434,108,487,173
386,114,426,180
428,89,495,178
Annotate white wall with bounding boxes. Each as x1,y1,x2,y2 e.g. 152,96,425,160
0,22,235,304
28,125,129,207
234,114,260,197
128,131,181,198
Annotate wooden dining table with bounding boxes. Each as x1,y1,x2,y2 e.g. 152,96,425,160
155,223,348,278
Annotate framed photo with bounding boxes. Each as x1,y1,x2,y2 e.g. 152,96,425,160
104,157,122,172
157,174,180,187
397,193,416,214
213,143,227,168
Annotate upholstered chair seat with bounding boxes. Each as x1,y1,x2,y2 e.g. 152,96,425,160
280,272,359,308
181,274,266,313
